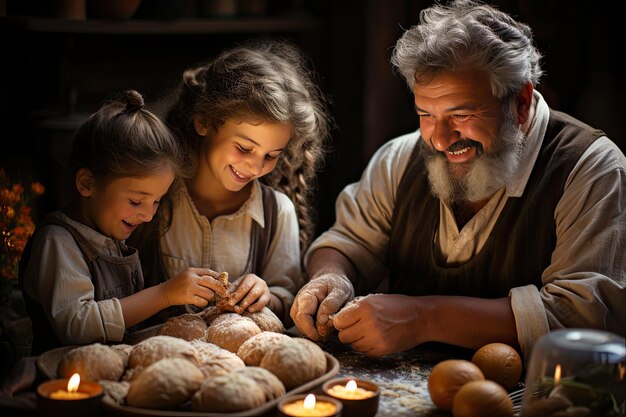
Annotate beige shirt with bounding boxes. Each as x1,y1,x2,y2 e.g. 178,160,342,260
160,180,303,318
307,91,626,357
21,211,126,344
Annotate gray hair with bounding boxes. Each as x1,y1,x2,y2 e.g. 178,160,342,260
391,0,543,99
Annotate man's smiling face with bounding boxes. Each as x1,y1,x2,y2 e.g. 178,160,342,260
414,69,525,204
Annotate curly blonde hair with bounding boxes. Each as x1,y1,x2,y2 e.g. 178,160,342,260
165,39,332,259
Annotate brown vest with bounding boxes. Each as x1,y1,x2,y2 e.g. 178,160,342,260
19,215,143,355
388,110,604,297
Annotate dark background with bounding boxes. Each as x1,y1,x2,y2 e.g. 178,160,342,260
1,0,624,237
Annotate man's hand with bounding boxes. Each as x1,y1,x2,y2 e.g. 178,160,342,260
332,293,421,357
290,274,354,341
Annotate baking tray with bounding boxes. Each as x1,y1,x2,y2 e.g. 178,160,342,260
37,344,340,417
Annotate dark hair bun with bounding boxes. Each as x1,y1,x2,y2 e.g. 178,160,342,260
121,89,145,114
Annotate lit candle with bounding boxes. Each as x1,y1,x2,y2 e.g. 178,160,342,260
37,374,104,417
323,377,381,417
278,393,342,417
49,373,89,399
554,364,562,384
326,379,376,399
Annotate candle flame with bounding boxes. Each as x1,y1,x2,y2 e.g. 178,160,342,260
554,364,561,384
346,379,357,391
67,373,81,393
303,393,316,409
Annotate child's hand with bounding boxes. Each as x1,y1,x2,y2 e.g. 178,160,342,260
227,274,271,313
161,267,231,308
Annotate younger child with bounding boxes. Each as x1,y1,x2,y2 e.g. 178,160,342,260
129,40,332,325
19,90,229,354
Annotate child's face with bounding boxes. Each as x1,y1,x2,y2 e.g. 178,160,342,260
201,119,292,192
86,169,175,240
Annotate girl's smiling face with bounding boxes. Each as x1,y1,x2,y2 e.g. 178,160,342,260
199,118,292,192
79,168,175,241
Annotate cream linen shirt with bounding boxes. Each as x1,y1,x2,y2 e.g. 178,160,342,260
21,211,126,344
307,91,626,358
160,180,303,317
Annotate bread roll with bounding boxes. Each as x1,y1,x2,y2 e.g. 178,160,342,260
99,380,130,404
237,331,292,366
235,366,286,401
191,372,266,412
199,305,222,325
190,340,246,377
259,337,327,389
206,313,262,353
126,358,203,409
57,343,125,381
158,313,208,341
128,335,199,368
243,307,285,333
109,343,132,367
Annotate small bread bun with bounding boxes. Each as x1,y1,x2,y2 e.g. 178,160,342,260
57,343,125,381
237,331,292,366
205,313,262,353
126,358,203,409
259,337,327,390
158,313,209,341
190,340,246,377
191,372,267,412
128,335,199,369
243,307,285,333
235,366,286,401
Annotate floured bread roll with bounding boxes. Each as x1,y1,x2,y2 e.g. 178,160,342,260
235,366,286,401
158,313,208,341
190,340,245,377
243,307,285,333
191,371,267,412
199,305,222,325
206,313,261,353
128,335,199,368
100,380,130,405
259,337,327,390
237,332,292,366
110,343,132,368
121,366,143,382
126,358,203,409
57,343,125,381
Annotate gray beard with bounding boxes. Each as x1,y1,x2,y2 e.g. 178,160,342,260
423,116,525,205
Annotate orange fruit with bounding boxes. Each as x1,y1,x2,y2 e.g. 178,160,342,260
427,359,485,412
451,379,514,417
471,343,522,390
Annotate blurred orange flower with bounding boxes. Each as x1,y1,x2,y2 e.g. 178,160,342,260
1,168,44,283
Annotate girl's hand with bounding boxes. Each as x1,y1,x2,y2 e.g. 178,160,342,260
161,267,230,308
227,274,271,313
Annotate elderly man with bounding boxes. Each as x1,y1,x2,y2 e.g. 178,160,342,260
290,0,626,359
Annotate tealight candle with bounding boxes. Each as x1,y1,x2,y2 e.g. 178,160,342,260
37,373,104,417
323,377,381,417
278,393,343,417
49,373,89,399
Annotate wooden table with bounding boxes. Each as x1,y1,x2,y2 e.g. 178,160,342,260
316,337,462,417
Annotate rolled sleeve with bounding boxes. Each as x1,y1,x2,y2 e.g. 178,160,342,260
506,138,626,360
509,285,549,359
